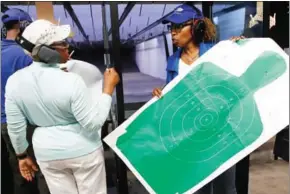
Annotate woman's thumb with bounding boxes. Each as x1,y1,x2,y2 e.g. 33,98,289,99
32,164,39,171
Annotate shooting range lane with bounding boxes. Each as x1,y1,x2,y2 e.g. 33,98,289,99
114,47,287,193
116,72,165,104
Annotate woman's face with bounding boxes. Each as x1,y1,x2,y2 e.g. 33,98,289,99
170,21,193,48
51,41,70,63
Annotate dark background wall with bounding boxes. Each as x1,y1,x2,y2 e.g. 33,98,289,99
269,1,289,48
71,42,138,73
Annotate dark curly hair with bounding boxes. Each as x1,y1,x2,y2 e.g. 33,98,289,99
202,17,217,42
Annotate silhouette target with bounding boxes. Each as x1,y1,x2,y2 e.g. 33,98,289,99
116,50,287,194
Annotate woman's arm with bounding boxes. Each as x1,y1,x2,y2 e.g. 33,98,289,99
70,76,112,132
5,78,29,155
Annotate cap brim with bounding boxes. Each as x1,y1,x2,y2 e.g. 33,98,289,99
162,12,192,24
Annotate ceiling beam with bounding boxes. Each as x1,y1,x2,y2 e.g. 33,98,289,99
213,2,248,17
1,4,9,13
122,10,173,44
2,2,181,6
62,2,89,42
134,32,163,45
107,2,135,36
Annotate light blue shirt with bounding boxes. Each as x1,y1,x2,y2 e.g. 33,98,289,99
5,62,112,161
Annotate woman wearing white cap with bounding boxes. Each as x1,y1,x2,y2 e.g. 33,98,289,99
5,19,119,194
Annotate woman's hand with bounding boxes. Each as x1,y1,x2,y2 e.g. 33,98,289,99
18,157,38,182
230,36,246,42
103,68,120,96
152,88,162,98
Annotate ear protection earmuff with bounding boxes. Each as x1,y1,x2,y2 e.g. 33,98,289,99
192,19,206,44
184,3,206,44
32,45,62,64
16,35,62,64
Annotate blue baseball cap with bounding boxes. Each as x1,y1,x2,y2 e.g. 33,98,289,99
162,4,204,24
2,8,32,24
1,8,32,39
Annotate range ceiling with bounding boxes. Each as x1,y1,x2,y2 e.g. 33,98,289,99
3,2,238,43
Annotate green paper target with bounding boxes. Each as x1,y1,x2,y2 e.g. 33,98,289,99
116,50,287,194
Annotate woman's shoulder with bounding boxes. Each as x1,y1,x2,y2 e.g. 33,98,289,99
199,42,216,56
167,48,182,63
200,42,215,49
167,49,182,71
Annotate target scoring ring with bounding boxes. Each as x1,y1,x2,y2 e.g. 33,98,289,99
159,71,256,163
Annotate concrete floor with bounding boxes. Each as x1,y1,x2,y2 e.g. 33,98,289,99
249,159,289,194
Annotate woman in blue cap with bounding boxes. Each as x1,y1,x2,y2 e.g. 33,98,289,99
152,3,239,194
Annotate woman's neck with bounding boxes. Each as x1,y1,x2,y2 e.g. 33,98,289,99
181,42,199,65
5,30,18,41
183,42,199,57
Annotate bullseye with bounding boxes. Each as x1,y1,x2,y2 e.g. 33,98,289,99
199,113,214,127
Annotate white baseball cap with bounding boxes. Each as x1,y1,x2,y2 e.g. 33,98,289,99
21,19,71,46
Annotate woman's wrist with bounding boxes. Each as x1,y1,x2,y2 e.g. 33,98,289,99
16,151,28,160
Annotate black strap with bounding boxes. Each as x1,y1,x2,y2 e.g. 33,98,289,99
16,152,28,160
15,35,35,53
